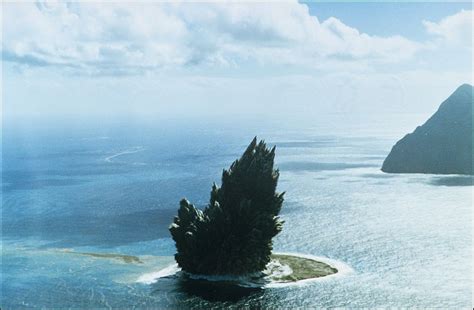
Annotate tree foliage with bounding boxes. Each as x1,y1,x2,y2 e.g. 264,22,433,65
169,137,284,275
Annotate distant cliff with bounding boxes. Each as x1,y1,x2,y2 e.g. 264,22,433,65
382,84,473,175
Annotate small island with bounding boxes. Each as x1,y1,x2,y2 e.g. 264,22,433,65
137,253,339,287
382,84,473,175
266,253,337,283
167,138,339,286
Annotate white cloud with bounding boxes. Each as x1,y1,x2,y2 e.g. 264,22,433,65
320,17,421,61
423,9,472,47
2,1,424,75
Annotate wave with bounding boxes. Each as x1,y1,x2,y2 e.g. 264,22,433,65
104,146,145,163
136,263,180,284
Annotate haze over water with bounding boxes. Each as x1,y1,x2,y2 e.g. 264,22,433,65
2,114,471,308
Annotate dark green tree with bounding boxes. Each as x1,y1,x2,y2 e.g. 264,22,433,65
169,137,284,275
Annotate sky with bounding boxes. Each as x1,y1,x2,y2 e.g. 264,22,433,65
1,1,472,125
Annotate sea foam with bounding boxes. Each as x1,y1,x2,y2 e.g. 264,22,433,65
136,263,180,285
104,146,145,163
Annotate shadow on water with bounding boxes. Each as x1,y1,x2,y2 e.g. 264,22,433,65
2,164,146,192
278,161,377,172
360,172,398,179
150,273,263,303
2,208,176,248
178,278,263,302
272,141,334,148
2,178,90,191
428,175,473,187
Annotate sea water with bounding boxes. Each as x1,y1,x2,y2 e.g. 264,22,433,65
1,115,472,308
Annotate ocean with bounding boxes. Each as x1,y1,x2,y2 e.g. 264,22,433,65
1,115,472,308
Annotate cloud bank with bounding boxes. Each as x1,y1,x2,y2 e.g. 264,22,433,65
2,1,428,75
423,9,472,47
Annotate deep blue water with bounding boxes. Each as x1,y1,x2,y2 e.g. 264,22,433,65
1,117,472,308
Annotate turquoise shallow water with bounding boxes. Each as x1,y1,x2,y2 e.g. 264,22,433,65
1,117,472,308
